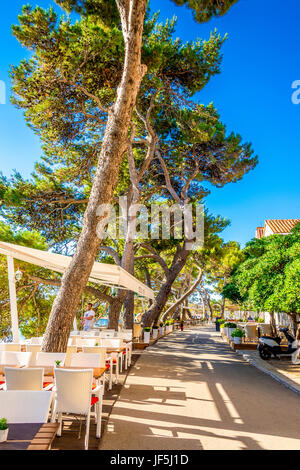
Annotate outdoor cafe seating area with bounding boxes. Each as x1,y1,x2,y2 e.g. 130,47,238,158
0,328,133,450
221,321,289,350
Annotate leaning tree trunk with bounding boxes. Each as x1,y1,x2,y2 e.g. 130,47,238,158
161,269,203,322
220,296,226,318
42,0,147,352
206,295,213,320
141,246,190,327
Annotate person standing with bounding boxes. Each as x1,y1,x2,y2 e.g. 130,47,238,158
81,303,96,332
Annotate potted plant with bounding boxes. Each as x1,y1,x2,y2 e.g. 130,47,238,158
165,321,170,334
231,328,245,344
224,322,237,339
0,419,9,443
152,325,159,339
159,323,164,336
222,322,229,337
55,360,62,368
143,327,151,344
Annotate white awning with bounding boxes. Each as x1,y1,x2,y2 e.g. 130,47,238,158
0,241,154,300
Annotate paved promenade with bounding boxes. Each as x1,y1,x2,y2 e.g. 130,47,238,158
100,326,300,450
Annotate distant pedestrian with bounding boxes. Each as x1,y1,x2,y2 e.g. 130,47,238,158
180,320,184,331
81,303,96,332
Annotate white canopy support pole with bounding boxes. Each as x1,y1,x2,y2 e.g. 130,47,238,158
7,256,20,343
73,316,78,331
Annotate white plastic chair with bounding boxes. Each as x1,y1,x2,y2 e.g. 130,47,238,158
36,352,66,371
30,337,43,345
69,335,81,346
258,324,272,336
51,369,103,450
99,331,115,339
0,351,32,367
119,330,133,340
244,324,258,342
0,391,52,423
70,352,104,368
101,338,124,382
4,366,53,392
65,346,78,367
71,352,106,387
75,338,97,348
117,332,133,366
74,350,110,390
86,330,100,337
4,367,44,390
0,343,22,352
25,344,41,366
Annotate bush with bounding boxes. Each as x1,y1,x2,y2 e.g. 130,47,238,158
0,418,8,431
159,323,164,327
224,322,237,329
152,325,159,330
258,318,264,323
231,328,245,338
144,327,151,332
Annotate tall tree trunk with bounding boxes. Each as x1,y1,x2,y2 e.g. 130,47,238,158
123,291,135,329
108,297,124,331
270,312,277,337
42,0,147,352
141,245,190,327
123,250,135,329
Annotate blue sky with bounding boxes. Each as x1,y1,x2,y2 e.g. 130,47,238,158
0,0,299,246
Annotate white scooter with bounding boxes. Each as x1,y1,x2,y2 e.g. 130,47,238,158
257,327,298,360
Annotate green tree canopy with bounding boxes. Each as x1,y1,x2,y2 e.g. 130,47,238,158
223,224,300,321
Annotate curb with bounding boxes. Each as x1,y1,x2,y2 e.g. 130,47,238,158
236,350,300,396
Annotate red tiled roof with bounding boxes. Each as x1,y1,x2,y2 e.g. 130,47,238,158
255,227,264,239
264,219,300,235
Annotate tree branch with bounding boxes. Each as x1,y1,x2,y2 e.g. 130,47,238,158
135,242,169,276
25,273,114,304
162,269,203,321
99,246,121,266
156,149,181,204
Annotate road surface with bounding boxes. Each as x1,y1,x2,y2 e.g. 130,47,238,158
100,326,300,450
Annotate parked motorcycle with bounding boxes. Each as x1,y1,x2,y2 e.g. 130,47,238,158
257,327,298,360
